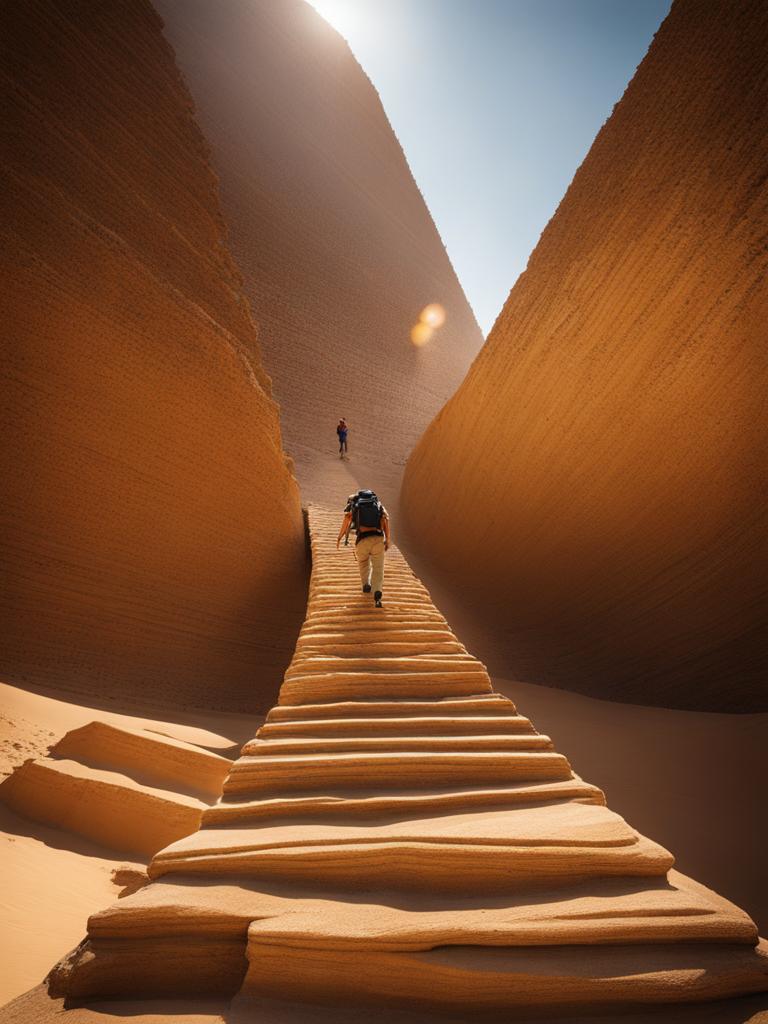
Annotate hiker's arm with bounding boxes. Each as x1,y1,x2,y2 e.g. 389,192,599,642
336,512,352,548
382,513,391,550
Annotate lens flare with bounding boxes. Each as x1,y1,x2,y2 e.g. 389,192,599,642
410,322,433,347
420,303,446,328
410,302,447,347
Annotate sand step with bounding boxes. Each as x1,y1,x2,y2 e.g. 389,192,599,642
308,596,432,609
242,735,553,756
265,695,518,721
50,720,231,799
284,655,485,677
294,641,468,657
148,803,673,887
56,871,758,1003
278,670,492,704
0,757,206,857
300,623,450,638
204,786,602,825
223,750,571,794
257,715,535,738
240,932,768,1017
303,608,447,622
204,779,605,825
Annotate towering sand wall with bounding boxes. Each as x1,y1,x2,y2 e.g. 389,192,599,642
402,0,768,712
153,0,484,505
0,0,306,712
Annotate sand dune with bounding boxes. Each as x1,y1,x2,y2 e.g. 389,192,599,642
153,0,484,506
0,0,307,714
401,0,768,711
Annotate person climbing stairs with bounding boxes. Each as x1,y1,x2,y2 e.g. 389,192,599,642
50,505,768,1019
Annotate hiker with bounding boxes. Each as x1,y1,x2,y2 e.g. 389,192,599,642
342,493,356,545
336,417,348,458
337,490,390,607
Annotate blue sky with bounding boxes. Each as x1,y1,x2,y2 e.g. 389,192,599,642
308,0,671,335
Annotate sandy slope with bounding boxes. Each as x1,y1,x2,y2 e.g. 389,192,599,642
153,0,484,507
401,0,768,712
0,0,307,714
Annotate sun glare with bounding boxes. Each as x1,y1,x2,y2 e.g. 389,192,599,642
308,0,366,44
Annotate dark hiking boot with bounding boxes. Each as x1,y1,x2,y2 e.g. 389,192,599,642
374,591,383,607
362,583,372,593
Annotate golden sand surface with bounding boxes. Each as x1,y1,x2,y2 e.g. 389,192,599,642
0,0,307,714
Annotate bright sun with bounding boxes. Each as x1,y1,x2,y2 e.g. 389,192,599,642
307,0,366,44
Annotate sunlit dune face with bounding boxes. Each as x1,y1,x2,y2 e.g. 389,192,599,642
410,302,447,347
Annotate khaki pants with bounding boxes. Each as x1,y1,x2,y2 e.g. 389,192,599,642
355,533,385,593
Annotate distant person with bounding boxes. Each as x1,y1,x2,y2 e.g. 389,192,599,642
337,490,390,607
336,417,348,458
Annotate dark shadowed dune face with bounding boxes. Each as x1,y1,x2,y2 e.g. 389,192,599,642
153,0,484,508
402,0,768,712
0,0,307,713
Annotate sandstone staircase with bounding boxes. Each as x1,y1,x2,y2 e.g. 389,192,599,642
52,505,768,1018
1,721,231,857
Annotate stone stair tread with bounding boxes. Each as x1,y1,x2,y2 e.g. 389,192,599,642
204,778,605,823
257,715,535,737
286,655,484,674
223,750,574,793
242,735,553,755
240,937,768,1014
153,803,656,860
228,993,768,1024
87,870,756,947
266,696,517,721
148,835,670,886
277,673,493,704
50,719,231,798
0,757,206,857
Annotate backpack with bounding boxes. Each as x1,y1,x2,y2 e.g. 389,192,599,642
351,490,383,530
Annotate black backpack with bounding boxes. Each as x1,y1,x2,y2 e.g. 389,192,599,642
351,490,383,530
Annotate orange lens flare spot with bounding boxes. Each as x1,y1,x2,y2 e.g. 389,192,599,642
420,303,446,328
410,322,434,347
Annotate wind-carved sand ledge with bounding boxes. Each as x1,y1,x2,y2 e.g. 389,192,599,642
47,506,768,1020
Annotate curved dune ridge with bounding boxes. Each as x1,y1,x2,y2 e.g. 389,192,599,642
49,508,768,1020
401,0,768,711
0,0,307,711
153,0,484,504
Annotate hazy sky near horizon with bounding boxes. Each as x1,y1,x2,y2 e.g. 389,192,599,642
308,0,671,335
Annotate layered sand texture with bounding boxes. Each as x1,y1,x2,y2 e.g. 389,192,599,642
1,721,232,858
0,683,262,1007
51,507,768,1019
401,0,768,711
0,0,306,712
152,0,484,505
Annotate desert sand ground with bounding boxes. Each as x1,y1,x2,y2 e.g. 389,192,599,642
0,682,262,1006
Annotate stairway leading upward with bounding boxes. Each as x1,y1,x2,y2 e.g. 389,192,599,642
53,505,768,1019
